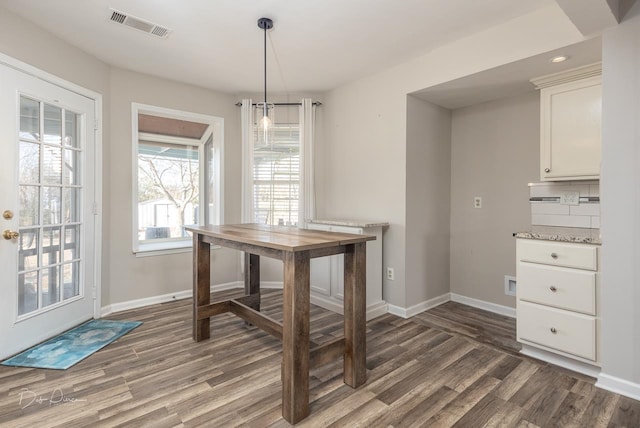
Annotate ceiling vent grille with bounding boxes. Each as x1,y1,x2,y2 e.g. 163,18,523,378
108,9,171,39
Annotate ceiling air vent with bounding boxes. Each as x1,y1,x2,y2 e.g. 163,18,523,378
108,9,171,39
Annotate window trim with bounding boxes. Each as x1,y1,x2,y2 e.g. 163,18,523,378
131,103,223,255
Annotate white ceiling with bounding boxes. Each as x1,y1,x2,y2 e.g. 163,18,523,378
0,0,557,94
413,36,602,109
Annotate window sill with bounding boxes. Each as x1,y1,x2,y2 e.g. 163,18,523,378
134,241,192,258
134,241,222,258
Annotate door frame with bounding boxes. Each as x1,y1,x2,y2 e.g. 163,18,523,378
0,52,103,318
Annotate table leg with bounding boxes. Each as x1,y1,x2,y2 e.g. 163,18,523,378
193,233,210,341
344,242,367,387
282,251,310,424
244,253,261,311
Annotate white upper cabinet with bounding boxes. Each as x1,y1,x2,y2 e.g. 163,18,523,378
532,63,602,181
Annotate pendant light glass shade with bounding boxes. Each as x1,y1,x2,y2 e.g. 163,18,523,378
256,102,274,146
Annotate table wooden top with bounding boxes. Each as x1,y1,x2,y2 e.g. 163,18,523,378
185,223,375,252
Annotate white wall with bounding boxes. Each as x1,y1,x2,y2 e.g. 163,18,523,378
108,67,241,304
405,96,451,306
599,0,640,392
450,92,539,307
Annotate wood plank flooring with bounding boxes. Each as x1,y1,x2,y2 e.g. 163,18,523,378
1,289,639,427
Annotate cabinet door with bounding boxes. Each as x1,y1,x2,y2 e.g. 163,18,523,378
541,76,601,181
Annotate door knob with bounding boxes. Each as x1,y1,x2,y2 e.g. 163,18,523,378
544,168,551,173
2,210,13,220
2,230,19,240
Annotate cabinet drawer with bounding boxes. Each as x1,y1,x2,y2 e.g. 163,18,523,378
518,262,596,315
517,301,596,361
518,239,598,270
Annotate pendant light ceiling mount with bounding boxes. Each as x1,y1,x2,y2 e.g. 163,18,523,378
257,17,273,31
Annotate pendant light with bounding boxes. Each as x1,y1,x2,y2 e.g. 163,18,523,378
257,17,274,145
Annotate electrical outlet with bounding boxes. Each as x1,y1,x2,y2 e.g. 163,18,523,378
504,275,516,296
386,267,395,281
474,196,482,209
560,191,580,205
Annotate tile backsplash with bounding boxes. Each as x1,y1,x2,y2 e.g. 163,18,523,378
529,181,600,229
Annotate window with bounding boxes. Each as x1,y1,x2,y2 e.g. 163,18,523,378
132,104,223,255
241,99,316,227
252,124,300,226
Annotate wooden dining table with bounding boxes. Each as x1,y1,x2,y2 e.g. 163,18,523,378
184,223,375,424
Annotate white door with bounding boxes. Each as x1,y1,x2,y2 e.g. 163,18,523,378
0,63,96,360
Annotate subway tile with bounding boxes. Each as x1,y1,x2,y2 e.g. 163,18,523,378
570,203,600,216
591,216,601,228
531,202,570,215
530,183,590,198
532,214,592,228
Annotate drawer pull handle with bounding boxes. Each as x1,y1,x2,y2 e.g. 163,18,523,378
550,253,558,259
549,286,557,292
550,327,557,334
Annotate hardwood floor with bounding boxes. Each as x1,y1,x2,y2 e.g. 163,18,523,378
1,289,639,427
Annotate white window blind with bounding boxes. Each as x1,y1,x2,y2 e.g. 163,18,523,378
252,124,300,226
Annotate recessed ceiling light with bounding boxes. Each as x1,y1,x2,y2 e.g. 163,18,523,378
550,55,569,63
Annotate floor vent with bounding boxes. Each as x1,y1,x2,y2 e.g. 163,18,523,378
108,9,171,39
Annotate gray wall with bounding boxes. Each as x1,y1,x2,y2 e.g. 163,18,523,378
319,5,584,309
108,68,242,305
0,8,113,304
600,0,640,386
405,96,451,306
450,92,539,307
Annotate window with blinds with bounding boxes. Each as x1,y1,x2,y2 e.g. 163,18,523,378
252,124,300,226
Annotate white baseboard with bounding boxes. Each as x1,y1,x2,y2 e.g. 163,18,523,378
101,281,242,316
101,280,387,320
596,373,640,401
520,344,601,378
387,293,450,319
450,293,516,318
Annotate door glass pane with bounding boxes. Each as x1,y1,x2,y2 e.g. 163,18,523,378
43,145,62,184
63,262,80,300
43,187,62,225
19,96,40,140
42,266,60,308
63,149,80,185
18,271,39,316
18,229,39,272
64,225,80,262
42,227,61,266
63,188,80,223
19,141,40,184
43,104,62,145
15,97,85,318
19,185,40,227
65,110,80,148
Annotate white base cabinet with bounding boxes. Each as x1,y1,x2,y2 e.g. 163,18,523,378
516,238,600,368
307,220,387,321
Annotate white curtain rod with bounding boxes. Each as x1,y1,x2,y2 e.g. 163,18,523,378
235,101,322,107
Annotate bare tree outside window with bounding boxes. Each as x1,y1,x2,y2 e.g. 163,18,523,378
137,143,199,240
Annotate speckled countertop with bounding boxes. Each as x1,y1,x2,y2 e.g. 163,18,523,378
307,219,389,228
514,226,601,245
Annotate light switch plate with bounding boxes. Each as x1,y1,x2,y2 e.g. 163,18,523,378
560,191,580,205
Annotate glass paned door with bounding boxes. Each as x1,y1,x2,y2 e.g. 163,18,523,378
0,61,96,360
18,97,84,316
